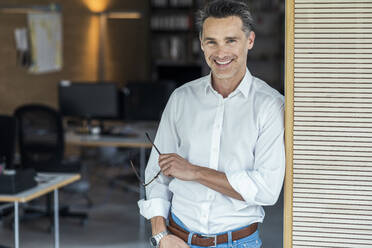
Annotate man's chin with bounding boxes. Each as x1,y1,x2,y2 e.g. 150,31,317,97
212,70,235,80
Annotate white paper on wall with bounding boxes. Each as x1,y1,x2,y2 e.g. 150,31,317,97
14,27,31,67
27,12,63,74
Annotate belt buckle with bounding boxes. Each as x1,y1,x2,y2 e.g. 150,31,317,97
200,234,217,247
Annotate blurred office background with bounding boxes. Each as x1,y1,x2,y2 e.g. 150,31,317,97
0,0,285,247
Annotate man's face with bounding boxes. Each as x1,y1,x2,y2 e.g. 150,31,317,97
200,16,255,81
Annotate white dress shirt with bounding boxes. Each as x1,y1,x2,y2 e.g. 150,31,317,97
138,68,285,234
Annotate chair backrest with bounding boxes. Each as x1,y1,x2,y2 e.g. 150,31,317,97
14,104,64,171
0,115,16,169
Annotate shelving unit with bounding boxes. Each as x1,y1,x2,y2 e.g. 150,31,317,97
149,0,205,85
149,0,285,93
248,0,285,94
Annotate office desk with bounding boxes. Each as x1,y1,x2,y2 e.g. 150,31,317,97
65,122,158,238
0,173,80,248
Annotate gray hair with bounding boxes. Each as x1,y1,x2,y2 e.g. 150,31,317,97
196,0,254,37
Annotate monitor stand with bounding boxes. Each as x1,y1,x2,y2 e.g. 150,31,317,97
74,118,103,135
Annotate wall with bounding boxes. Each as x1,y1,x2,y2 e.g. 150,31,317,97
0,0,149,114
285,0,372,247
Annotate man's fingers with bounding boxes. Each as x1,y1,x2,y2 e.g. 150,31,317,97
179,238,189,248
158,158,171,169
181,243,189,248
161,164,172,176
160,234,189,248
159,153,175,159
158,158,171,168
174,236,189,248
159,153,180,162
159,156,177,168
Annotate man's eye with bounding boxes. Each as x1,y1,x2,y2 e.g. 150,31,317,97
206,41,216,45
227,39,236,43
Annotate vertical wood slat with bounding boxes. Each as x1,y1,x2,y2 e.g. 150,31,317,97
285,0,295,247
286,0,372,247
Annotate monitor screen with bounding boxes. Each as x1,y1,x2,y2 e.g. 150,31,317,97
59,81,119,119
122,81,176,121
157,64,202,86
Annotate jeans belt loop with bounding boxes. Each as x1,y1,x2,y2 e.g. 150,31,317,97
200,234,217,248
187,232,194,245
228,231,233,246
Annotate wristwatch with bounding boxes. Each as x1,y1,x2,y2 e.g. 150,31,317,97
150,230,169,247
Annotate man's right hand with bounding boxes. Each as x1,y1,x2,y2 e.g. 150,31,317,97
160,234,189,248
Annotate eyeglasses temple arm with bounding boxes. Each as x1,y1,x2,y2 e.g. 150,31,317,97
145,132,161,155
130,160,144,184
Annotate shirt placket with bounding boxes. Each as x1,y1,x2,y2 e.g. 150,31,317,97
200,97,225,233
210,98,224,170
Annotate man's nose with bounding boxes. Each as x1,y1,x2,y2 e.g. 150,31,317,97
213,45,230,58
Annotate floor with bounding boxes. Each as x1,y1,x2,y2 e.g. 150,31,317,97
0,162,283,248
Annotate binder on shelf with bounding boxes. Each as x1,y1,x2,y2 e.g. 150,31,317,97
151,15,191,31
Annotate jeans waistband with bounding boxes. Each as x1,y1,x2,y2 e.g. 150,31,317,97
169,212,259,247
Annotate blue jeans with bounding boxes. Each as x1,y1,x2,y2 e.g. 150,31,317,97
171,213,262,248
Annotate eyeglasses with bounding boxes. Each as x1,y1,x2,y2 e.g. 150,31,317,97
130,132,161,187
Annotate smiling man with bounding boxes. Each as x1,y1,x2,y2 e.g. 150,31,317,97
138,1,285,247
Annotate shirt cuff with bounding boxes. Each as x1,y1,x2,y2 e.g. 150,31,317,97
226,170,258,210
138,198,171,220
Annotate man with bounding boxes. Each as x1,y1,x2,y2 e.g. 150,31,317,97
138,0,285,247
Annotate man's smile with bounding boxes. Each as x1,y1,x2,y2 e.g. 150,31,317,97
215,59,232,65
213,57,235,68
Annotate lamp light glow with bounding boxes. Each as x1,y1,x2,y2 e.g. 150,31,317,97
82,0,110,13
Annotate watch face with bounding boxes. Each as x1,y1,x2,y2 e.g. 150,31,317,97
150,237,157,246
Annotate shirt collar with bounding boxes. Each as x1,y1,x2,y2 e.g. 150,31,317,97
204,68,252,98
204,73,213,95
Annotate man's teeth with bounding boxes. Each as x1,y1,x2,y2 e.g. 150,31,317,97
216,60,231,65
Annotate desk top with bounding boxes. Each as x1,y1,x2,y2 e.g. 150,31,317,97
65,122,158,148
0,173,80,203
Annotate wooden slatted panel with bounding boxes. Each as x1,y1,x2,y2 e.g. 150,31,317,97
292,0,372,247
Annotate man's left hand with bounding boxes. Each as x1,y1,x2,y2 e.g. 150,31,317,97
158,153,198,181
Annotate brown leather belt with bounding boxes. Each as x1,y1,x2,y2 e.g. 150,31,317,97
168,214,258,247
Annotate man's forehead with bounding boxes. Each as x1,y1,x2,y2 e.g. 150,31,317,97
203,16,243,27
203,36,239,41
202,16,244,38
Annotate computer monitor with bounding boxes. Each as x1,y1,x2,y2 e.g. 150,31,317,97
157,64,202,86
58,81,119,120
122,81,176,121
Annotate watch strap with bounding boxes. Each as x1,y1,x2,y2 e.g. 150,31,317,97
151,230,169,247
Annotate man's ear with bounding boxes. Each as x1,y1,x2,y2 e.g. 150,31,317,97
248,31,255,50
200,35,204,52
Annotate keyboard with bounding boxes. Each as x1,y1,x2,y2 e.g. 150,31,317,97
100,131,139,138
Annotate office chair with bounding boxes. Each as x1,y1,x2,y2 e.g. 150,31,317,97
14,104,89,224
0,115,16,170
0,115,17,232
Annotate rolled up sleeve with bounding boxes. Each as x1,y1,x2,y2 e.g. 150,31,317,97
138,198,171,219
226,98,285,208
